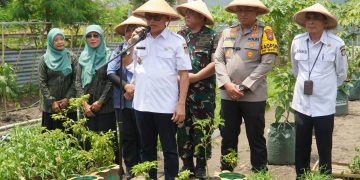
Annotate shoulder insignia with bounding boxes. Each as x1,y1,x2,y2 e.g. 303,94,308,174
260,26,278,55
340,45,346,56
183,43,189,55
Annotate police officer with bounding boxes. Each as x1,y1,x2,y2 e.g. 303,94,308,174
175,0,219,178
124,0,192,179
107,16,147,179
291,3,347,178
214,0,278,172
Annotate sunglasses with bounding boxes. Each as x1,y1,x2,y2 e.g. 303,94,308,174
86,33,100,39
144,14,163,21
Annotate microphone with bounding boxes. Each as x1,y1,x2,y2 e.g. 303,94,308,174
129,26,151,45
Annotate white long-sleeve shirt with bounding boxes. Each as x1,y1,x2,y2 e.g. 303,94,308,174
291,31,347,117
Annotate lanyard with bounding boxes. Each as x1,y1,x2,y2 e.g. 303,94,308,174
307,40,324,80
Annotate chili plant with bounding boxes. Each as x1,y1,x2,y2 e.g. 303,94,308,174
130,161,158,179
349,146,360,174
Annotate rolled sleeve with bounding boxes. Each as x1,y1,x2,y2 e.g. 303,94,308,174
107,47,121,75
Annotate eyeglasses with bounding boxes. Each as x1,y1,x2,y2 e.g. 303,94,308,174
144,13,163,21
86,33,100,39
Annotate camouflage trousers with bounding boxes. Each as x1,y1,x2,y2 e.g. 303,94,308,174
177,102,214,160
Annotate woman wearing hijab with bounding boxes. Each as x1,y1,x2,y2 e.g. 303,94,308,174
75,25,115,134
39,28,77,131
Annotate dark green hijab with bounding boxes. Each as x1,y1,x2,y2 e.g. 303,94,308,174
44,28,71,76
78,25,110,87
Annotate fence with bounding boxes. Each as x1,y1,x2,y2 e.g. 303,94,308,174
3,43,119,86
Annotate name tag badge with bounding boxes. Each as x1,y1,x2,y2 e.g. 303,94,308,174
304,80,313,95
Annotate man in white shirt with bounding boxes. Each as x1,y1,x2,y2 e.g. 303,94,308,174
124,0,191,179
291,3,347,178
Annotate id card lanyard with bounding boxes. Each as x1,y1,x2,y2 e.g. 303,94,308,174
307,40,324,80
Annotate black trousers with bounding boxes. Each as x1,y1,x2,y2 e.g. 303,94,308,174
42,111,77,131
295,111,334,178
135,110,178,180
220,100,267,171
115,108,141,174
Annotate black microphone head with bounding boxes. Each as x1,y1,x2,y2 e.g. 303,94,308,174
144,26,151,33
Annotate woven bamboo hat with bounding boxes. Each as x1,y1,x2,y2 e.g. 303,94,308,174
176,0,214,25
293,3,337,29
114,16,147,36
133,0,181,21
225,0,269,15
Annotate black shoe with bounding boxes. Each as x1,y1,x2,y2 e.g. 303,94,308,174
180,158,195,173
251,166,268,172
195,167,207,179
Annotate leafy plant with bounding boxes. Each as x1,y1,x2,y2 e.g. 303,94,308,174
0,95,115,179
176,169,193,180
268,64,296,123
130,161,158,179
349,146,360,174
210,5,237,31
300,170,332,180
193,117,224,179
221,149,239,171
0,63,18,115
247,170,274,180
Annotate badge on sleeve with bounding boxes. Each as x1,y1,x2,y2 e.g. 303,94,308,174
183,43,189,54
340,45,346,56
260,26,278,55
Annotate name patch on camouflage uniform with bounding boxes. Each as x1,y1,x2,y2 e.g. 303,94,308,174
340,45,346,56
260,26,278,55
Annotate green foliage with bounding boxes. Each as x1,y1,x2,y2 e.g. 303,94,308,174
268,64,296,123
131,161,158,179
300,171,332,180
194,117,224,178
0,95,115,179
131,0,175,9
210,5,237,30
335,0,360,43
349,146,360,174
0,63,18,115
247,170,273,180
10,0,101,26
176,170,193,180
221,149,239,171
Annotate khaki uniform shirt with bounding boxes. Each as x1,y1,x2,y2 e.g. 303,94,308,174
215,22,278,101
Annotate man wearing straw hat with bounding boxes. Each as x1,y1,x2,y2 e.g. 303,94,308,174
107,15,147,179
214,0,278,172
291,3,347,178
175,0,219,178
124,0,192,179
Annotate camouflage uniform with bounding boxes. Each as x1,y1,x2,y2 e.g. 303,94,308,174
177,26,219,160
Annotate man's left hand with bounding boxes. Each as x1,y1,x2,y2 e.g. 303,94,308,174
90,101,103,112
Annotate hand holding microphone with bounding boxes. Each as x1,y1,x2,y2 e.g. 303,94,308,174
128,26,151,45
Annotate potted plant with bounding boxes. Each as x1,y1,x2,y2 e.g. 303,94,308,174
267,64,296,165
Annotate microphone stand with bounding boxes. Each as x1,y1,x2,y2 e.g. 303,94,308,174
96,30,147,179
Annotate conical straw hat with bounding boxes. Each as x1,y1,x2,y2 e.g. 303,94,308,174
293,3,337,29
225,0,269,15
133,0,181,21
176,0,214,25
114,16,148,36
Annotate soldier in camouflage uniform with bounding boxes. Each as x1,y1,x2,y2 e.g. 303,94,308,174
176,1,219,178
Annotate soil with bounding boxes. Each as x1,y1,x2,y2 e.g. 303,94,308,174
1,97,359,179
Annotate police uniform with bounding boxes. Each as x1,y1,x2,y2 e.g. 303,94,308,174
291,31,347,176
177,26,219,168
214,21,278,171
132,28,192,179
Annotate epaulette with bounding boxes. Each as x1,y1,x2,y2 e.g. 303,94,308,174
327,32,344,44
293,33,307,40
173,32,186,41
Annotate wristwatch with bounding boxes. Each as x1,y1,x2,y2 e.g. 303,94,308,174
239,85,249,93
